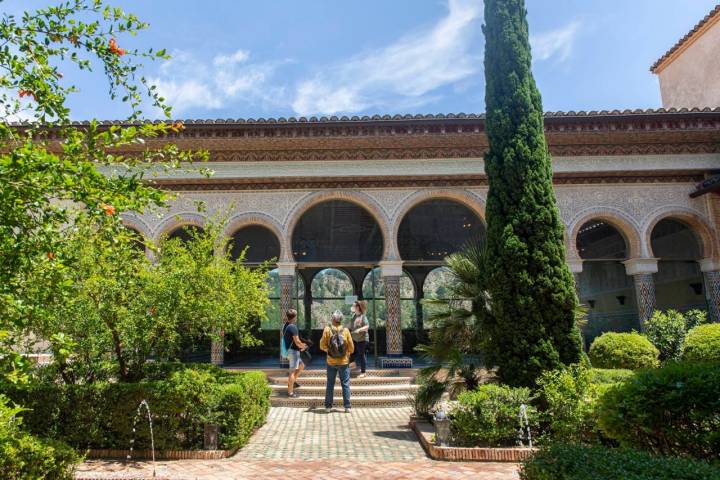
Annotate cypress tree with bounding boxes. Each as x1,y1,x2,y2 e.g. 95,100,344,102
482,0,583,386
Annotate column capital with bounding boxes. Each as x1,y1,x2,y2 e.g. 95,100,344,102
276,261,297,277
623,258,658,276
699,258,720,272
567,258,583,274
379,260,404,278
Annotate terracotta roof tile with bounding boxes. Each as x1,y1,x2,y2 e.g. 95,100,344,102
650,4,720,73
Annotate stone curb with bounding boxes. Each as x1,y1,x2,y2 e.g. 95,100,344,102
85,448,237,460
410,419,534,462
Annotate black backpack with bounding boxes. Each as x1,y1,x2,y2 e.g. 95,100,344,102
327,325,346,358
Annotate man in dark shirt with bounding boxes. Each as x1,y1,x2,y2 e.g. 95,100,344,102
283,309,307,397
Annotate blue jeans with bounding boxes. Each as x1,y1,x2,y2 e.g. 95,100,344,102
325,364,351,409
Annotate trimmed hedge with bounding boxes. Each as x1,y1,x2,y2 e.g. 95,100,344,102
520,443,720,480
588,332,659,370
450,384,538,447
589,368,634,385
596,362,720,460
682,324,720,363
0,396,80,480
4,366,270,451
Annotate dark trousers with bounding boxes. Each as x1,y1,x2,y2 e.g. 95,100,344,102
354,340,368,373
325,364,351,408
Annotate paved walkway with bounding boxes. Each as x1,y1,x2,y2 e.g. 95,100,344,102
76,407,520,479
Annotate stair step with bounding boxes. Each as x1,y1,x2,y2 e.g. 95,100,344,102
271,384,418,396
270,395,412,408
268,375,414,386
230,368,416,378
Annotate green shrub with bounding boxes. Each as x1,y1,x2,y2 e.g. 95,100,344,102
450,384,537,447
0,396,80,480
588,368,634,384
4,367,270,451
644,309,707,361
588,332,659,370
682,324,720,363
596,362,720,460
520,443,720,480
536,365,603,444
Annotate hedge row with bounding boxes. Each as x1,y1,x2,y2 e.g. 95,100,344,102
520,443,720,480
4,366,270,451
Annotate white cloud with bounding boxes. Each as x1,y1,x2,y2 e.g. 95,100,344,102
291,0,484,116
530,20,582,63
149,49,286,115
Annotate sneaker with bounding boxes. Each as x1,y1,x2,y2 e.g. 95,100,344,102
344,407,352,413
293,382,301,388
357,373,367,379
288,392,298,398
324,407,332,413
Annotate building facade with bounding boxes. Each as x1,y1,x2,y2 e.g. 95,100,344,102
115,108,720,365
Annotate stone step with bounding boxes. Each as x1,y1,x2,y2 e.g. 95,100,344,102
268,375,415,386
230,368,417,379
270,384,418,397
270,394,412,408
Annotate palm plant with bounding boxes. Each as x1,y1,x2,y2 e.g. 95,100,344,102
414,241,490,415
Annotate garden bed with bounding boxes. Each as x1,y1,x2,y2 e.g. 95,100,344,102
410,419,535,462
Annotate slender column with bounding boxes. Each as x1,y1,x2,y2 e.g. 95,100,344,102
415,289,425,344
623,258,659,326
277,262,297,365
210,330,224,366
567,259,583,300
378,261,411,367
700,258,720,323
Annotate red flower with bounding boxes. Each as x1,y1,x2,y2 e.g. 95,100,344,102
18,89,35,100
149,307,157,316
100,203,115,216
108,38,126,56
172,121,184,131
47,252,55,260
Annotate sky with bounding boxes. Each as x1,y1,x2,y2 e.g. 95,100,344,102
4,0,719,120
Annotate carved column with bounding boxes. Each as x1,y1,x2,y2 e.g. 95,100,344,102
277,262,297,366
700,258,720,323
379,261,412,368
623,258,659,327
210,331,224,366
567,258,583,301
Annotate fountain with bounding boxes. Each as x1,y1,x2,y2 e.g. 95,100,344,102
127,399,156,478
517,403,533,448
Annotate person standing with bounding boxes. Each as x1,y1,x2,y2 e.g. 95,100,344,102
319,310,354,413
283,309,307,398
350,300,370,378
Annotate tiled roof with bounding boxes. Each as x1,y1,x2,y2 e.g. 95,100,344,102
650,4,720,73
9,106,720,127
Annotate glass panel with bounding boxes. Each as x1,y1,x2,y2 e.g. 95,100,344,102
651,219,702,260
398,199,485,261
423,267,455,299
311,268,354,298
577,221,627,260
577,261,639,346
311,300,352,329
292,200,383,262
167,225,203,244
362,268,415,299
229,225,280,263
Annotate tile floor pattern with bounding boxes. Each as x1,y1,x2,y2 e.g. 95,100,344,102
76,407,520,480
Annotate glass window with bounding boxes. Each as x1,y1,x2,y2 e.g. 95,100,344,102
264,268,304,331
398,199,485,261
422,267,461,328
651,219,706,312
362,268,416,329
228,225,280,263
292,200,383,262
310,268,354,329
576,220,638,346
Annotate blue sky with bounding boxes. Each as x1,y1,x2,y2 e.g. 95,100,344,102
5,0,719,120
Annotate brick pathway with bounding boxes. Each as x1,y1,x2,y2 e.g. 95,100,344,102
76,407,520,479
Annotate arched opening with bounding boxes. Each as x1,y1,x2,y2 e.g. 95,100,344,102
310,268,354,330
362,268,416,356
576,220,638,346
398,199,485,262
651,219,706,312
292,200,383,263
228,225,280,264
166,225,204,244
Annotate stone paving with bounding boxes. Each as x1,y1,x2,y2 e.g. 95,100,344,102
76,407,520,479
